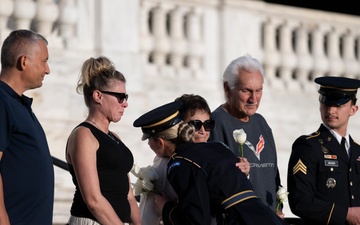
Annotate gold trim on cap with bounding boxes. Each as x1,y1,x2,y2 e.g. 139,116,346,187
143,111,179,128
321,86,357,92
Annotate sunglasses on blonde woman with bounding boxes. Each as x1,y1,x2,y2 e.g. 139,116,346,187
188,119,215,132
99,90,129,103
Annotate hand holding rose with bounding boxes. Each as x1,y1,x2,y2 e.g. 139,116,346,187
235,157,250,176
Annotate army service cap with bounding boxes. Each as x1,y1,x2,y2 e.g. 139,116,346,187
314,76,360,106
133,101,183,140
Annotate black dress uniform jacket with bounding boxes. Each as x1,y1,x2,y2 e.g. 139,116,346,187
162,141,288,225
288,124,360,225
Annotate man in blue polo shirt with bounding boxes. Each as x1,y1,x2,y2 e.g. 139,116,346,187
0,30,54,224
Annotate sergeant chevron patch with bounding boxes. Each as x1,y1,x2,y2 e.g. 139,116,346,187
293,159,307,175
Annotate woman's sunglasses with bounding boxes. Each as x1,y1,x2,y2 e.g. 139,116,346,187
100,90,129,103
188,119,215,132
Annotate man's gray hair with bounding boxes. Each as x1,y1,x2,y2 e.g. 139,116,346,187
223,54,264,90
1,29,48,69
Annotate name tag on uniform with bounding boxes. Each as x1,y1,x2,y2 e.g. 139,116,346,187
324,160,338,167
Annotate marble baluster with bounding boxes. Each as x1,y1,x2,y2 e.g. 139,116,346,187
279,20,298,89
327,27,345,76
311,25,330,80
139,1,154,66
58,0,77,39
185,8,203,77
263,17,281,88
0,0,14,38
34,0,59,36
294,24,313,91
152,5,170,69
343,31,359,78
12,0,36,29
169,6,186,73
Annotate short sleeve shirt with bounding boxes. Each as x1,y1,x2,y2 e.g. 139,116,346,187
0,81,54,225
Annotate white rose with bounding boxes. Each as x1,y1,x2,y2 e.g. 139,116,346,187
276,186,288,202
233,129,247,145
131,164,141,177
132,179,144,196
145,166,159,181
142,179,155,191
131,165,159,194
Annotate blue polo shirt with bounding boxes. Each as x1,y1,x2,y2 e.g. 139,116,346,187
0,80,54,225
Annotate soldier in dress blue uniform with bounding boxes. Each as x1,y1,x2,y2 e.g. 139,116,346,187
288,76,360,225
133,101,288,225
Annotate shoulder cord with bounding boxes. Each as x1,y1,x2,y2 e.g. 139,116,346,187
173,155,208,177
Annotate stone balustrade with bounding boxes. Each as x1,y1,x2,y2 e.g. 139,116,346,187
140,0,211,78
0,0,77,47
1,0,359,89
137,0,360,92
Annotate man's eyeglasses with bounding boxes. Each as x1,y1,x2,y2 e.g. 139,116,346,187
188,119,215,132
99,90,129,103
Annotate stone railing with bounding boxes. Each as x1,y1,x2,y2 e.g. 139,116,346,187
139,0,219,79
139,0,360,91
260,3,360,91
0,0,77,48
2,0,359,90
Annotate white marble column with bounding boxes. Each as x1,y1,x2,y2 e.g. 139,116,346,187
356,36,360,77
327,27,344,76
263,18,281,88
169,6,186,70
34,0,59,36
0,0,14,38
311,25,329,79
279,20,297,89
294,24,313,91
185,8,203,77
342,31,359,78
139,1,154,66
57,0,77,39
152,5,170,68
12,0,36,29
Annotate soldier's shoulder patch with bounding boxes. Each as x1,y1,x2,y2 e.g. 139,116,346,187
167,161,181,175
306,131,320,140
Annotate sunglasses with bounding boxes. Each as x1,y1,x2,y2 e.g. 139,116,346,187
188,119,215,132
99,90,129,103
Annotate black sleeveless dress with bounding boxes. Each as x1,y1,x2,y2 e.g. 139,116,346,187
67,122,134,222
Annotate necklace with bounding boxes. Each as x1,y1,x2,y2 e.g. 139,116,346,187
86,119,119,144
